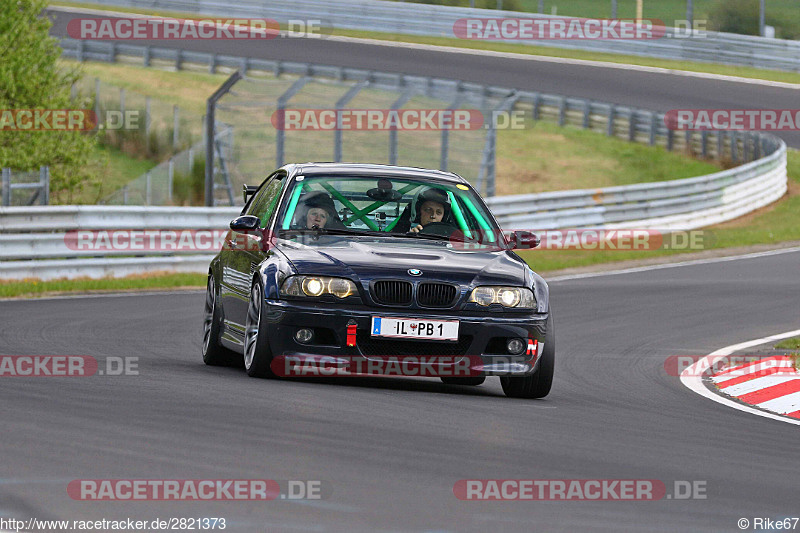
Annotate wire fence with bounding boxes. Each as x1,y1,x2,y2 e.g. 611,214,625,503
0,167,50,207
70,75,204,161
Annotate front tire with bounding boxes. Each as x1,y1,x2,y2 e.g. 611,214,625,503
202,275,239,366
500,314,555,399
244,281,276,378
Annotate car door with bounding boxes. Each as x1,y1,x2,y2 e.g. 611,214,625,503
222,171,287,331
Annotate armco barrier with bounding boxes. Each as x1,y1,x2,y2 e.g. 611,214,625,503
54,0,800,72
0,137,787,280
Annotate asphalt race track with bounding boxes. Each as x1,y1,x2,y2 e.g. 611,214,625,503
47,7,800,149
0,7,793,532
1,250,799,531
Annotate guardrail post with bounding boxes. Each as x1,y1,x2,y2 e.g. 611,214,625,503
145,171,152,205
532,93,541,121
143,45,151,67
77,39,84,62
743,133,752,161
628,111,637,142
649,112,657,145
94,78,101,119
582,100,591,129
558,96,566,126
666,128,674,151
39,166,49,205
168,159,174,203
716,131,723,160
1,168,10,207
173,105,180,150
754,134,762,159
175,49,183,70
145,96,151,156
731,131,738,163
606,105,615,137
209,54,217,74
700,130,708,158
109,41,117,62
684,129,693,155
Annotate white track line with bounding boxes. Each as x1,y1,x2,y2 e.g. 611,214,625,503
680,328,800,426
548,246,800,282
48,6,800,90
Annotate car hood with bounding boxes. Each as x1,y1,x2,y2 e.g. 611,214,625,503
276,237,526,286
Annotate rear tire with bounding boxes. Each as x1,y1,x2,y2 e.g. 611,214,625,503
440,376,486,386
202,275,239,367
500,314,555,399
244,281,277,378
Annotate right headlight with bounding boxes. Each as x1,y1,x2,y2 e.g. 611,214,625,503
468,286,535,308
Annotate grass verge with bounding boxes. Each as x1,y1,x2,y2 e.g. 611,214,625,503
51,1,800,85
0,273,206,299
775,337,800,350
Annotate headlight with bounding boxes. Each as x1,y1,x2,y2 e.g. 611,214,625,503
281,276,359,299
468,286,535,308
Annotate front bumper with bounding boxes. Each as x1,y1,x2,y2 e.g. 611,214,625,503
262,299,548,376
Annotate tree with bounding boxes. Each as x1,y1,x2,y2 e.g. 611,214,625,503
0,0,99,203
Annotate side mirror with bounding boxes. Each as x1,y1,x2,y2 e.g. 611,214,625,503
504,230,540,250
230,215,260,231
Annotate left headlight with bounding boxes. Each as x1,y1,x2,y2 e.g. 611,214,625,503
468,286,535,308
281,275,359,299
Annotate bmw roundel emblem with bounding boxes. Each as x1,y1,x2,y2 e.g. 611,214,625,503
408,269,422,276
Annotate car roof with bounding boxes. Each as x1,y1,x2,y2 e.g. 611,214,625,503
285,163,468,185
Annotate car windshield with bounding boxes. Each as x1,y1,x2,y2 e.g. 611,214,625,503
276,175,503,248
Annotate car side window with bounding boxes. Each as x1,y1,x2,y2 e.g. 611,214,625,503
246,172,286,228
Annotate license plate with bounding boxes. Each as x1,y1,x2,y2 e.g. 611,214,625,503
371,317,459,341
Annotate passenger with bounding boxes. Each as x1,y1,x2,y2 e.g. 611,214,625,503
295,191,344,229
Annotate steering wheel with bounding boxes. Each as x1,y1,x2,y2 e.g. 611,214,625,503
412,221,458,237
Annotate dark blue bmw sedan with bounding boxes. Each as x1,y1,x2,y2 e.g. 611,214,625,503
203,163,554,398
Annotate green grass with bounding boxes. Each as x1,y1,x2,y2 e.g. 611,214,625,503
495,120,720,195
775,337,800,350
51,1,800,85
0,273,206,298
81,144,157,204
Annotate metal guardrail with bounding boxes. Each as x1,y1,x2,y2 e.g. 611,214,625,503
0,206,238,280
0,137,787,280
485,139,788,230
56,0,800,72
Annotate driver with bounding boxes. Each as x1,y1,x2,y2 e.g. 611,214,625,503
409,188,451,234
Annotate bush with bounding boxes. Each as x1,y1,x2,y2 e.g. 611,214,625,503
171,156,206,206
707,0,799,38
0,0,99,202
